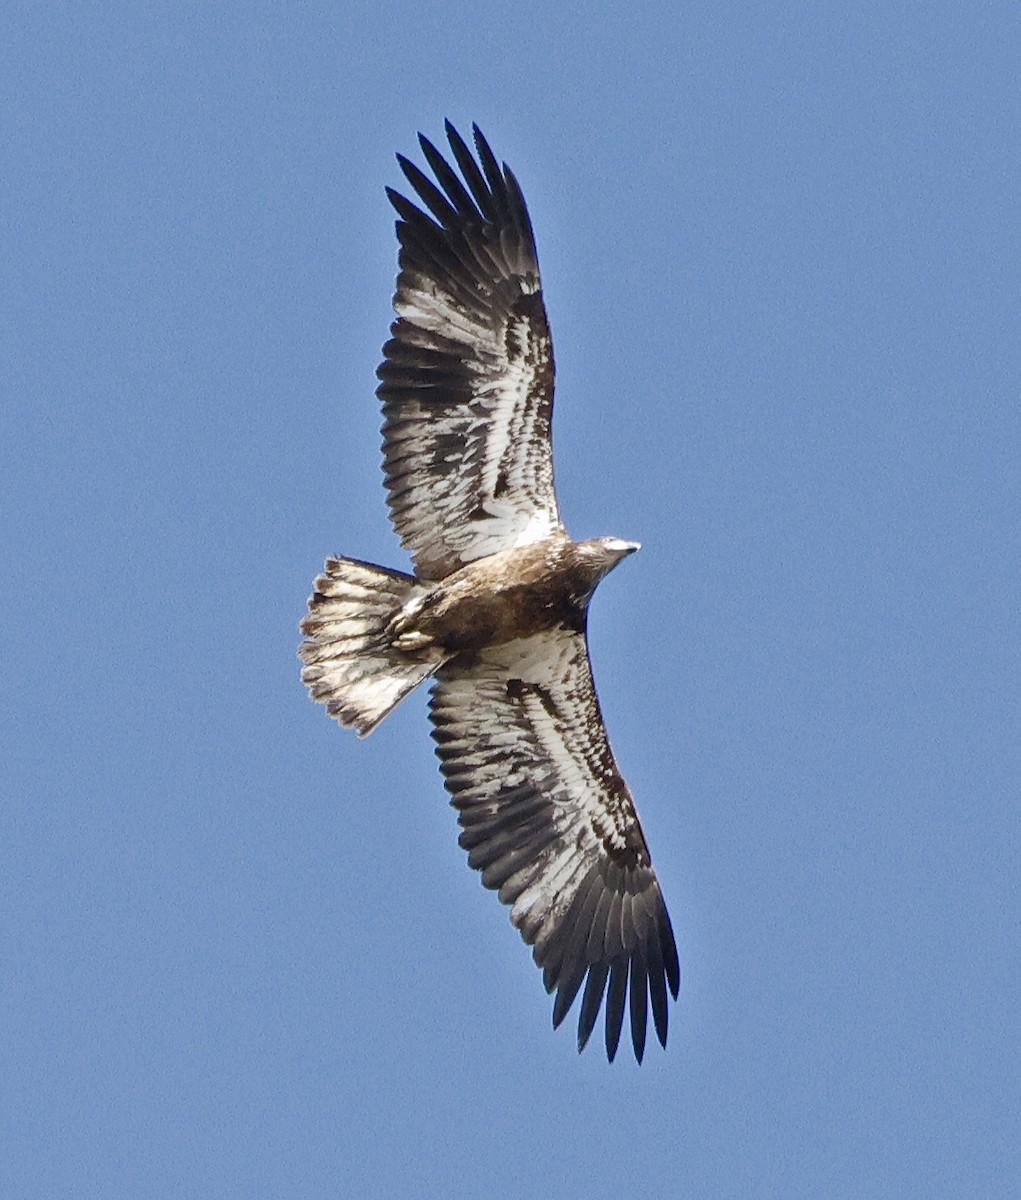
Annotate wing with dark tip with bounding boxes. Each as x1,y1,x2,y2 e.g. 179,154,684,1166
376,123,561,580
429,627,680,1062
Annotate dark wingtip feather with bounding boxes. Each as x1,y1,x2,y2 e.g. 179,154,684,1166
576,961,609,1054
471,124,500,182
385,185,424,225
629,952,649,1063
441,121,497,222
552,969,585,1030
444,119,469,157
503,165,538,253
604,958,628,1062
646,929,670,1049
417,131,480,221
396,154,459,227
662,912,681,999
470,123,511,219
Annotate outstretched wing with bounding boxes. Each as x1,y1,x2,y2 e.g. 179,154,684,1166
429,628,680,1062
377,122,561,581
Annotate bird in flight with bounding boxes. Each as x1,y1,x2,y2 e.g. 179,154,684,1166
300,122,679,1061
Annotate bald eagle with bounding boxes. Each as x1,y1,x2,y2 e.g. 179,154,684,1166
300,123,679,1061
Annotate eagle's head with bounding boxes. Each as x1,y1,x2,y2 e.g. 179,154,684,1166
570,536,640,602
594,535,642,561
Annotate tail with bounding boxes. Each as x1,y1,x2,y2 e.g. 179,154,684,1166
299,556,448,737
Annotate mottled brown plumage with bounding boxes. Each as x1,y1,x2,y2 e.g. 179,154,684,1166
390,533,636,660
300,123,679,1061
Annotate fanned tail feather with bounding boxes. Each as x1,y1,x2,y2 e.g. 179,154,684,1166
299,556,447,736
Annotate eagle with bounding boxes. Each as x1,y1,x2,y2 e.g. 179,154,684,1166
300,122,679,1061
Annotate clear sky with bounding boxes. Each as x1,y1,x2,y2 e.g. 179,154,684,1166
3,2,1019,1197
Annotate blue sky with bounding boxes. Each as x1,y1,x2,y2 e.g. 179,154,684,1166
3,2,1019,1196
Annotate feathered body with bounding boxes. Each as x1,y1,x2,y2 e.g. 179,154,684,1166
300,123,679,1061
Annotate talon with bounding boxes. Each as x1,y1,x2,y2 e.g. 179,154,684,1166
393,630,434,651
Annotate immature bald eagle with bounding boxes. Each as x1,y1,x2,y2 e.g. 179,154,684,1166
300,123,679,1061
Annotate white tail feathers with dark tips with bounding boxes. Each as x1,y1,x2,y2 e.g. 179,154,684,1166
299,556,448,737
